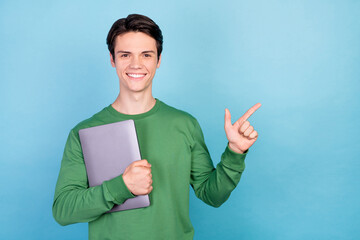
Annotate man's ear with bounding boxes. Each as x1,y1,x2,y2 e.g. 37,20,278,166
157,54,162,68
110,52,115,67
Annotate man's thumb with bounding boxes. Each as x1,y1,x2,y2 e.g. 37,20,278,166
133,159,151,167
224,108,232,130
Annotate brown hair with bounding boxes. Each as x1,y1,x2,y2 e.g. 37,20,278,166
106,14,163,61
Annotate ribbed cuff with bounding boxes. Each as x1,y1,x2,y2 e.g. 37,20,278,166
103,174,136,205
220,145,247,172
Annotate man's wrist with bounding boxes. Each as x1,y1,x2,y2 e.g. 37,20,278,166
228,142,245,154
104,174,136,205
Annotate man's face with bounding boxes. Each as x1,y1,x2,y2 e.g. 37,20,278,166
110,31,161,95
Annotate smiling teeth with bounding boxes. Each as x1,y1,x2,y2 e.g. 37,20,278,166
128,74,145,78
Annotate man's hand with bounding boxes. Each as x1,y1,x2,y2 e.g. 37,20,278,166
224,103,261,154
122,159,153,196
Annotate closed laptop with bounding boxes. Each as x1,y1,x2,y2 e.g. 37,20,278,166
79,119,150,212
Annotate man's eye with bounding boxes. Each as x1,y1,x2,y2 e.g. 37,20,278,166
120,54,129,58
144,54,152,58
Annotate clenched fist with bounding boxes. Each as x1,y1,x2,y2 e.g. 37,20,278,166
122,159,153,196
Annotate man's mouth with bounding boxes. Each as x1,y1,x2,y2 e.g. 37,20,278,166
127,73,146,79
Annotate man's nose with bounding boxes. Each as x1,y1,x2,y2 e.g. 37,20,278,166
130,56,142,68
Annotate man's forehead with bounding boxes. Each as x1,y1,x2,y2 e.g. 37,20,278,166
114,32,157,51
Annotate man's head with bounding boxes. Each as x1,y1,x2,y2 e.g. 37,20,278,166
106,14,163,62
107,14,163,95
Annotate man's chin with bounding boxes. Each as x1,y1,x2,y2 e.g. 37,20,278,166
127,86,152,94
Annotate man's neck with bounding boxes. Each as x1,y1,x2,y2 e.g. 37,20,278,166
111,92,156,115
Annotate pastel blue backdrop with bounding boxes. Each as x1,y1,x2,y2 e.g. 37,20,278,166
0,0,359,239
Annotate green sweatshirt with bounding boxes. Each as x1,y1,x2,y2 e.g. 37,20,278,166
53,99,247,240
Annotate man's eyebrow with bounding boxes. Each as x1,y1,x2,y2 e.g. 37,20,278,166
142,51,156,54
115,50,156,54
116,50,131,54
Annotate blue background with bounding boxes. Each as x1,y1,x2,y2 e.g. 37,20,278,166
1,0,359,239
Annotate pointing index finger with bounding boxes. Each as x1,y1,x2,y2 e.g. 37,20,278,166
237,103,262,124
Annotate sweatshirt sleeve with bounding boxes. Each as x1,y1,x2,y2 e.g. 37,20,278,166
52,129,135,226
190,119,247,208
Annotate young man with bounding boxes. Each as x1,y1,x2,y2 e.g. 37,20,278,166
53,14,261,240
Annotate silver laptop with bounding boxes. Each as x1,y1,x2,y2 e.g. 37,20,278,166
79,119,150,212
